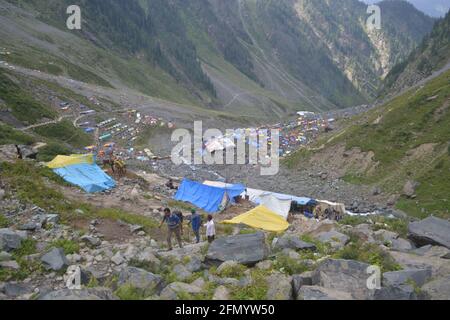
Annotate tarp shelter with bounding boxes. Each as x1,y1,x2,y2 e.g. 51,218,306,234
258,193,292,220
175,179,245,213
47,154,116,193
244,188,316,207
223,205,289,232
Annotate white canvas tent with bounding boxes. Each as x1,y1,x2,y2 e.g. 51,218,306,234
258,193,292,220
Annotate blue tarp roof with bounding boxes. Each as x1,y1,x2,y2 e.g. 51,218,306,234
174,179,245,213
53,163,116,193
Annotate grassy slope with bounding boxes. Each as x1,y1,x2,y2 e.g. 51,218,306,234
285,70,450,218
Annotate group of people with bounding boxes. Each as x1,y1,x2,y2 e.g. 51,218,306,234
159,208,216,251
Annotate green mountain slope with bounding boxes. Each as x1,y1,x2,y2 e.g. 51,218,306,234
384,10,450,95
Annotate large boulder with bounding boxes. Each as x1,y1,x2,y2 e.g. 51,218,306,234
314,259,372,300
273,235,316,252
118,267,164,295
297,286,353,300
372,285,417,300
408,217,450,249
38,288,118,300
421,275,450,300
40,248,69,271
160,282,203,300
390,238,415,252
0,228,27,252
403,180,418,198
205,232,269,266
383,269,432,287
266,273,293,300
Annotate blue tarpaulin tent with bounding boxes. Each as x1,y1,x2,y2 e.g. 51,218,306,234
47,155,116,193
174,179,245,213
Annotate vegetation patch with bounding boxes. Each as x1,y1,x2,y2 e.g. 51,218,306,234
48,239,80,255
230,269,270,300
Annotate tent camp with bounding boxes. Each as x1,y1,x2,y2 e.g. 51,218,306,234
223,205,289,232
47,154,116,193
175,179,245,213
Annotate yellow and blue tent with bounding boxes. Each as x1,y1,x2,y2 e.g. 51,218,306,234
47,154,115,193
223,205,289,232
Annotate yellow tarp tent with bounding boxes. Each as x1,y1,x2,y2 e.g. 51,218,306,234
47,154,94,169
223,205,289,232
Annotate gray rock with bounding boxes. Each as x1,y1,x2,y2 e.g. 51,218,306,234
383,269,432,287
208,275,241,287
118,267,164,295
315,259,372,300
45,214,60,225
3,283,31,298
40,248,69,271
38,288,117,300
374,230,399,243
186,256,203,272
173,264,193,281
18,222,38,232
191,277,206,289
297,286,353,300
0,228,27,252
80,235,101,247
213,286,230,300
160,282,203,300
408,216,450,249
135,248,161,268
111,252,125,266
403,180,418,198
0,260,20,270
273,234,316,252
0,251,12,262
216,261,239,275
372,285,417,300
390,238,414,252
292,271,320,298
84,265,109,283
206,232,269,266
266,273,293,300
421,275,450,300
314,231,349,249
256,260,273,270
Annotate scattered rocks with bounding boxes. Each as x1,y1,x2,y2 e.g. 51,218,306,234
38,288,118,300
297,286,353,300
40,248,69,271
0,251,12,262
383,269,432,287
421,275,450,300
212,286,230,300
3,283,31,298
266,273,293,300
374,230,399,243
390,238,415,252
256,260,273,270
111,252,125,266
206,232,269,266
314,231,349,249
173,264,192,282
0,260,20,270
403,180,418,198
273,234,316,252
160,282,202,300
80,235,101,248
0,228,27,252
118,267,164,295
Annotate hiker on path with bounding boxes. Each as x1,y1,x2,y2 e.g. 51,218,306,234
174,210,184,236
187,209,202,243
204,215,216,243
159,208,183,251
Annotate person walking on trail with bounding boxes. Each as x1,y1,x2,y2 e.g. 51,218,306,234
204,215,216,243
159,208,183,251
187,209,202,244
174,210,184,236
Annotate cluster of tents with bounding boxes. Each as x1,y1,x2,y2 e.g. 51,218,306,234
174,179,345,233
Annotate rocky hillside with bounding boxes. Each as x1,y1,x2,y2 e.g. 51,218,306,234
1,157,450,300
285,69,450,219
1,0,434,121
384,10,450,96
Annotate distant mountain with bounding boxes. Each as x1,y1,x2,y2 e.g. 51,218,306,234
0,0,435,120
362,0,450,18
384,10,450,95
